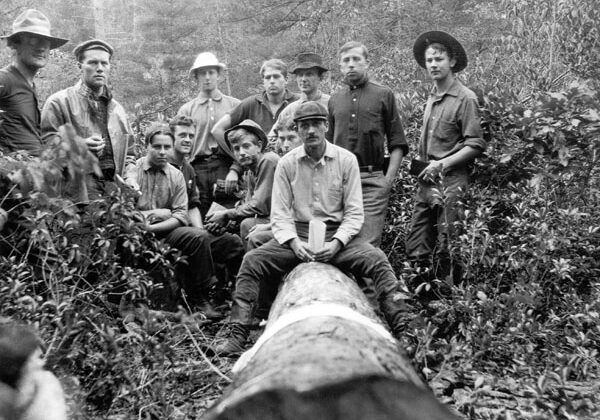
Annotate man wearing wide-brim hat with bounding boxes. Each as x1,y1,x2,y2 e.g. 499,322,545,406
205,119,280,249
41,39,135,199
212,101,413,356
177,52,242,217
405,31,486,289
0,9,68,156
268,52,330,140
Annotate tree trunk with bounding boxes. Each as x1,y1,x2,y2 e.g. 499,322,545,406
202,262,459,420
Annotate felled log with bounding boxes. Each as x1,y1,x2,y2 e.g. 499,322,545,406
202,262,459,420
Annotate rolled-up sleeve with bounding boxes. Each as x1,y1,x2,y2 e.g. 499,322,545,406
459,95,486,152
333,153,364,245
384,90,409,155
271,161,298,245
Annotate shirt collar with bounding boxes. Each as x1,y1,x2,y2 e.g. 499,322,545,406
431,78,461,99
142,156,167,173
257,89,295,104
77,79,112,102
299,91,323,102
344,75,369,89
296,140,335,163
196,89,224,104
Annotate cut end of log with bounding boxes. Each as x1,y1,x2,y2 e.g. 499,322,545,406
202,374,460,420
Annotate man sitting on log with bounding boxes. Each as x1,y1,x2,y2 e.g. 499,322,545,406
213,101,412,356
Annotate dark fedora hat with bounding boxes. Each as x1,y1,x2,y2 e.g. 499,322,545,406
1,9,68,49
290,52,328,74
224,119,268,147
293,101,328,122
413,31,468,73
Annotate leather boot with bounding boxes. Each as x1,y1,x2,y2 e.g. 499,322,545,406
379,291,415,339
213,323,250,357
190,294,222,320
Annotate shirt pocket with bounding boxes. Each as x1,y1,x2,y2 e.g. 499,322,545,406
327,178,344,202
434,119,459,143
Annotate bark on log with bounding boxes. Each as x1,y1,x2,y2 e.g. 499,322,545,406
202,262,459,420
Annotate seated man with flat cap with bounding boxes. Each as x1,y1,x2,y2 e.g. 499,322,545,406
213,101,412,356
41,39,135,198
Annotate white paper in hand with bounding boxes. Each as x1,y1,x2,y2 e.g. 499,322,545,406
308,219,326,252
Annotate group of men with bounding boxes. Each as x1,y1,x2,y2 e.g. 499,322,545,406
0,9,485,357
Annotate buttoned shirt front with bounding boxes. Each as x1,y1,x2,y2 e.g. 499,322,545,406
271,141,363,246
229,89,299,136
0,65,42,155
326,77,408,168
177,89,240,161
419,79,486,161
129,156,189,227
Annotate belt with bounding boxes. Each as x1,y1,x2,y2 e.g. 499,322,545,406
359,165,382,172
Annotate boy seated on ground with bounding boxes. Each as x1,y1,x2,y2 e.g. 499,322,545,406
204,120,279,250
125,122,243,318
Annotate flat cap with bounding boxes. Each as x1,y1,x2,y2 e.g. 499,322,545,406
73,39,114,60
224,119,268,148
290,52,327,74
293,101,328,122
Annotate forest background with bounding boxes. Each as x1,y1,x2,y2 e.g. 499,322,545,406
0,0,599,419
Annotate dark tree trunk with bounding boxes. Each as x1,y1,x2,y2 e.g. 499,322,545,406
202,262,459,420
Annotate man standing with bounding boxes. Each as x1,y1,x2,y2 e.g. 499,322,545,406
177,52,241,216
327,41,408,247
406,31,485,286
205,120,279,248
41,39,134,198
213,102,410,356
0,9,68,156
212,59,299,193
267,52,330,139
126,122,243,317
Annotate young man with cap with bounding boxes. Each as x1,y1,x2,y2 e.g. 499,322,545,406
211,59,299,195
327,41,409,247
267,52,330,139
177,52,241,216
41,39,135,198
125,122,243,317
0,9,68,156
213,101,411,356
205,119,279,249
406,31,486,287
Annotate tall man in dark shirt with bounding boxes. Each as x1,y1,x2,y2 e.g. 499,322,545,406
327,41,408,247
212,59,299,196
406,31,486,285
0,9,68,156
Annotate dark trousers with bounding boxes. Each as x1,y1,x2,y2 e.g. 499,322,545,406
354,171,392,247
191,156,237,217
230,238,400,325
162,227,243,304
405,170,468,277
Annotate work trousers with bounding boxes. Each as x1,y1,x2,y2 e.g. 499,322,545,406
354,170,392,247
162,227,243,303
405,170,469,265
230,238,400,325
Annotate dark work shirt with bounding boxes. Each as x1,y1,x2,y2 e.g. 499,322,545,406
420,79,485,160
326,77,408,168
0,65,42,155
229,89,299,136
171,158,202,211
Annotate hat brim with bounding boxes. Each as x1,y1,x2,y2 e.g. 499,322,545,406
413,31,467,73
224,123,268,150
291,63,328,74
2,31,68,49
293,115,328,123
189,63,226,76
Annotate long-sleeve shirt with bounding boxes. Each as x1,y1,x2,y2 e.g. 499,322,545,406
41,80,135,177
177,90,240,161
271,141,363,246
419,79,486,160
326,77,408,168
231,151,279,219
126,157,190,227
0,65,42,155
